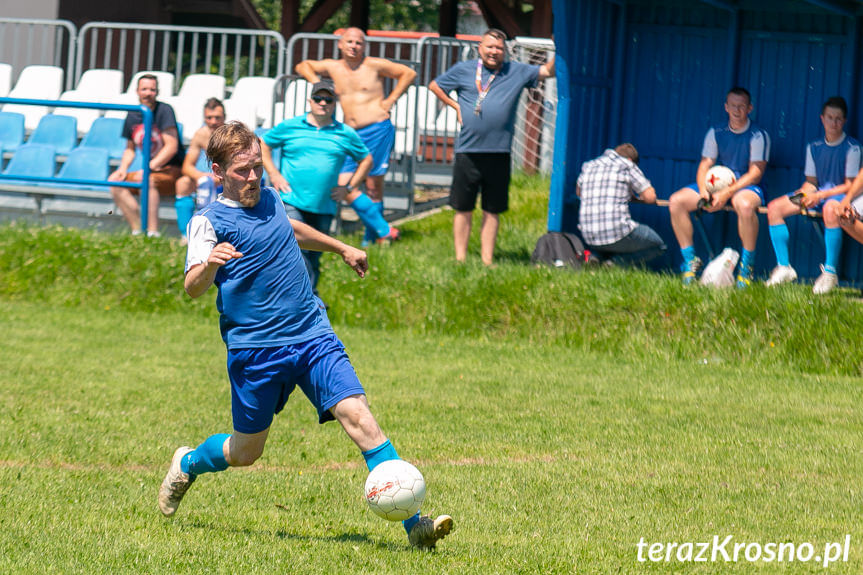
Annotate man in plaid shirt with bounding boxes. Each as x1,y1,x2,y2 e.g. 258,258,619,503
577,143,666,266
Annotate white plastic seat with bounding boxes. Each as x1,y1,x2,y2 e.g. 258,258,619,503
103,92,140,120
225,76,276,128
281,78,311,121
224,98,258,131
55,91,103,136
3,65,64,131
0,63,12,97
177,74,226,105
76,69,124,98
162,96,202,145
125,71,176,98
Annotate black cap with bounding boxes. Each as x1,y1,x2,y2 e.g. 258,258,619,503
311,79,336,96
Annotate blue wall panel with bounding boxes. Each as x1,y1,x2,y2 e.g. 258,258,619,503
550,0,863,283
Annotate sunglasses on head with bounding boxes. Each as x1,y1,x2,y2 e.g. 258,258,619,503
312,95,334,104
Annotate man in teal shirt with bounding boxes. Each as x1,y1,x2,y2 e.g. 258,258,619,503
262,80,375,293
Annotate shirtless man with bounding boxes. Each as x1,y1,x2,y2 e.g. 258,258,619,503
296,27,416,243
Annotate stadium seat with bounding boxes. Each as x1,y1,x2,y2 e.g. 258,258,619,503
103,92,140,120
75,69,124,97
0,111,26,153
224,76,276,128
1,143,56,185
28,114,78,155
2,65,65,131
48,146,110,190
163,96,203,144
80,117,127,159
177,74,226,104
0,63,12,97
55,91,102,137
126,71,175,98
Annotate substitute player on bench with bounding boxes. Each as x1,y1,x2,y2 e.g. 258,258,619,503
668,87,770,287
764,96,860,294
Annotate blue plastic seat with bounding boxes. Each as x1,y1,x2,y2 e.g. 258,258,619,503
48,146,110,190
80,117,126,159
0,111,25,153
1,144,56,186
28,114,78,155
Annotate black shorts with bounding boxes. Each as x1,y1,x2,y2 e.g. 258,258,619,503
449,153,512,214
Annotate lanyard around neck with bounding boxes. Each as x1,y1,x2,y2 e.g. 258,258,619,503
474,59,498,115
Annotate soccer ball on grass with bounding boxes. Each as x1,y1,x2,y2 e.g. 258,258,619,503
364,459,425,521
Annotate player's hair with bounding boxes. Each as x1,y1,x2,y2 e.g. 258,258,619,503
207,121,259,169
203,97,225,111
341,26,367,39
614,143,639,165
727,86,751,104
822,96,847,117
483,28,507,42
137,74,159,90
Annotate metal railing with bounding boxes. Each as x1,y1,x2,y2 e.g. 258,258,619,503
0,18,76,90
76,22,284,89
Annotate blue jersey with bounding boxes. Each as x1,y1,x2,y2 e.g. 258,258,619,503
185,187,333,349
701,121,770,177
804,134,861,190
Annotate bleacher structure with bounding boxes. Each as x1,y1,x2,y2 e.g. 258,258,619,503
0,18,557,235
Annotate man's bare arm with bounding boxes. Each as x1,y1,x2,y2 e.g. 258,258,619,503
295,59,335,83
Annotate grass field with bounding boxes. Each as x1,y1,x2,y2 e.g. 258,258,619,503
2,175,863,573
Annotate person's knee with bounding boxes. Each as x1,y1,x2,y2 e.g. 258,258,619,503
176,175,194,198
227,442,264,467
668,190,692,214
822,201,840,226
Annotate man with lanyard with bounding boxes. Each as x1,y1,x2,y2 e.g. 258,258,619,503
764,96,860,294
430,29,555,266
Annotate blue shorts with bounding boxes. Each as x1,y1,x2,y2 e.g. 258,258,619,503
684,183,764,205
341,120,395,177
226,333,365,434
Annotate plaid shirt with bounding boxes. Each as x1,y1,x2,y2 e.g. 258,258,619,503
577,149,652,246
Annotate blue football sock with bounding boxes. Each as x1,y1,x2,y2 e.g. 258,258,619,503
740,248,755,271
181,433,230,476
769,223,790,267
680,245,696,272
824,227,842,275
175,195,195,236
363,202,382,243
362,439,399,471
351,193,391,238
362,440,421,534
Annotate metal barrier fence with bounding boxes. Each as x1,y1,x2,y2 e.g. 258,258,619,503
76,22,284,89
0,18,76,90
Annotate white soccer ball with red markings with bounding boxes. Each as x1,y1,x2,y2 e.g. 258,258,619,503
364,459,426,521
705,165,736,194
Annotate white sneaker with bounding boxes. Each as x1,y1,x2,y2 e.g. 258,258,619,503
813,266,838,295
765,265,797,287
158,446,195,517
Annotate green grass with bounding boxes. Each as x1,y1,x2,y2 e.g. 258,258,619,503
1,174,862,573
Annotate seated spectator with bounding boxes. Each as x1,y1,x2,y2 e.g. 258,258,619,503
577,143,666,266
835,169,863,245
174,98,226,242
109,74,185,236
765,96,860,294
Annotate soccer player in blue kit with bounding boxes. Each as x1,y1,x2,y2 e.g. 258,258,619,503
158,121,452,549
764,96,860,294
668,87,771,287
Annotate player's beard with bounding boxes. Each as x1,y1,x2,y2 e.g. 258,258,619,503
236,184,260,207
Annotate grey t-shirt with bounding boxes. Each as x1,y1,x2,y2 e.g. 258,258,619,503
434,59,540,153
